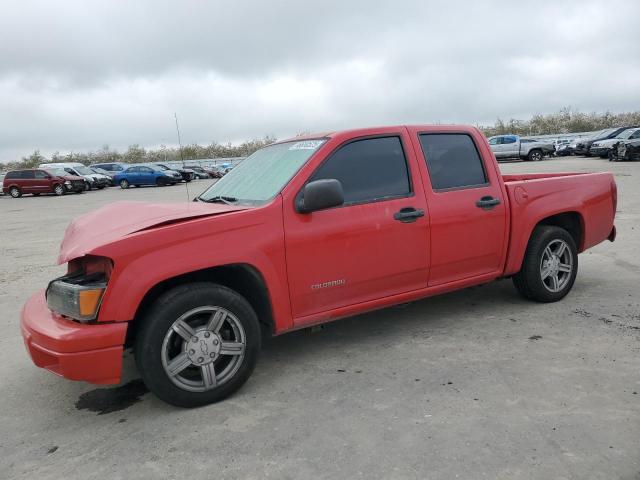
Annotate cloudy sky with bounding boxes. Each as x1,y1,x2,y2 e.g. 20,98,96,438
1,0,639,162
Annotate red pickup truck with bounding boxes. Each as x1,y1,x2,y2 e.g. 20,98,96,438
21,125,617,407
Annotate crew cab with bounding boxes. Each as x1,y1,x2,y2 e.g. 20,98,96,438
487,135,555,161
20,125,617,408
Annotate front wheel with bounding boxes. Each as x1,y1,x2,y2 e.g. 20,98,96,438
53,184,64,196
135,283,261,408
513,226,578,302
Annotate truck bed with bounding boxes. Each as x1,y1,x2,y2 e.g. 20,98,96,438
501,171,616,276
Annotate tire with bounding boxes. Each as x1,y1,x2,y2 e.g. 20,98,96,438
9,186,21,198
528,149,542,162
135,283,261,408
513,226,578,303
84,181,91,191
119,179,129,189
53,184,64,196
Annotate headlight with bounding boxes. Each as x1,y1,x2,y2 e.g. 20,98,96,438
46,275,106,322
46,256,112,322
64,180,71,185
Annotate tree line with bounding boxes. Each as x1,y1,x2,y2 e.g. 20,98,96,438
8,136,277,170
5,108,640,170
480,107,640,137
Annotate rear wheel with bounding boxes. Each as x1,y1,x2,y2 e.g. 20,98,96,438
119,179,129,189
528,149,542,162
9,187,21,198
53,184,64,196
135,283,261,408
513,226,578,302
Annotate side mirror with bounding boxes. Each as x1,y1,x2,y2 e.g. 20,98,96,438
297,179,344,214
44,174,51,179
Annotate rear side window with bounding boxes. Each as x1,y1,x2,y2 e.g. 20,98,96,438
310,136,411,204
21,170,35,179
503,136,517,144
419,134,487,191
6,171,19,179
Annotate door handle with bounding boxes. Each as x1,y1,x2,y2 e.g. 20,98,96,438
394,207,425,223
476,196,501,210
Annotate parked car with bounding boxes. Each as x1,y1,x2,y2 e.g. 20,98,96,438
39,162,110,190
155,163,194,182
90,167,115,185
487,135,555,161
184,165,212,179
20,124,618,407
0,173,5,194
90,162,130,177
205,165,226,178
2,168,85,197
571,127,636,156
553,139,572,156
590,128,640,159
611,138,640,161
113,164,181,188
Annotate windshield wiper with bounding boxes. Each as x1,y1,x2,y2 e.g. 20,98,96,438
199,195,238,205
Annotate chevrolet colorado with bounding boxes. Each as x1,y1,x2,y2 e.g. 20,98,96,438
21,125,618,407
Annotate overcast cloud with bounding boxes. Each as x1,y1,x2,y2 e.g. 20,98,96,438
1,0,639,162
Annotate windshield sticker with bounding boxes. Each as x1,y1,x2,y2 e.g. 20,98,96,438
289,140,324,150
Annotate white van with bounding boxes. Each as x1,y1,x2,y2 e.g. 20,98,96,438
38,162,111,190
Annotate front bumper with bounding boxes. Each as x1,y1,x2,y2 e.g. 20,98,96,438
20,290,127,385
590,147,609,156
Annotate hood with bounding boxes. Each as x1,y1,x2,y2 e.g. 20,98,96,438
58,201,249,264
58,174,84,181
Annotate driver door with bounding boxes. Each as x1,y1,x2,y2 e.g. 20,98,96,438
283,131,430,323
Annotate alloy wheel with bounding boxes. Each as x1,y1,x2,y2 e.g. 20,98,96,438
161,306,246,392
539,239,573,293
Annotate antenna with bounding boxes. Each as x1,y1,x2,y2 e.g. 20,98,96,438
174,112,190,203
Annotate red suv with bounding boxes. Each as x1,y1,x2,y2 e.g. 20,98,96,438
3,168,85,197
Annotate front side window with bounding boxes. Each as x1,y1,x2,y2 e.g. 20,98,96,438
34,170,48,179
199,139,326,205
309,136,411,204
419,134,487,191
488,137,499,145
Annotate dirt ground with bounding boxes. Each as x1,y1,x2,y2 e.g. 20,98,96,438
1,156,638,479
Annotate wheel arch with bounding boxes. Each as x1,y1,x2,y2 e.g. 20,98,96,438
505,210,584,276
535,211,584,252
125,263,275,347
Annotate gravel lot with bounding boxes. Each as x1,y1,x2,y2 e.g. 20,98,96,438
1,157,638,480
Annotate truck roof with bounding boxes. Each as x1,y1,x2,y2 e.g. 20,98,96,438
278,124,478,144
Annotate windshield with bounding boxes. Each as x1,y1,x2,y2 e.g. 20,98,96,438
74,166,93,175
47,169,69,177
199,139,326,204
616,129,638,140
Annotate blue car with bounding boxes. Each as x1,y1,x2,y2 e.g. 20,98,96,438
113,165,182,189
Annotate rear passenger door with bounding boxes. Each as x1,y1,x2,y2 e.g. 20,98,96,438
410,130,508,286
20,170,36,193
